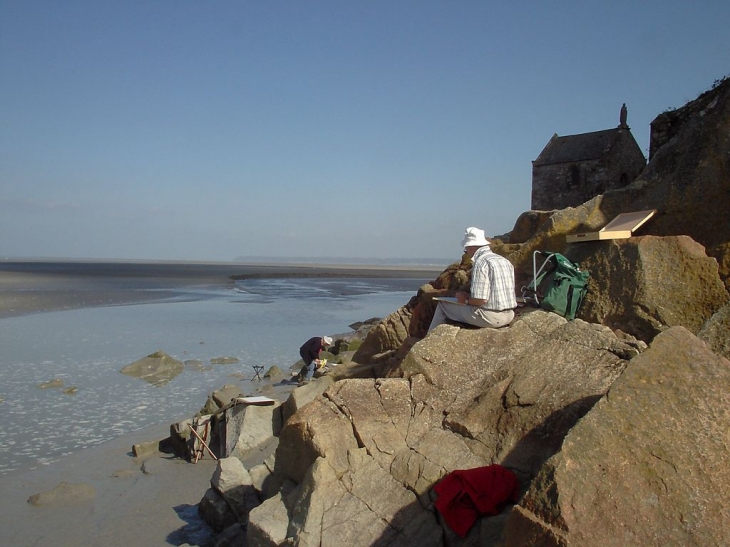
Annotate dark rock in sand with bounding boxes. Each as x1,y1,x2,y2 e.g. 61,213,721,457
198,488,237,532
120,350,184,387
132,440,160,458
28,481,96,506
140,457,170,475
263,365,283,380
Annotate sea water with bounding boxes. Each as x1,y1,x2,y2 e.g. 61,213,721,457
0,274,430,475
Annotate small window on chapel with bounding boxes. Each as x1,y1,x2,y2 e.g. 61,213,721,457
568,165,580,188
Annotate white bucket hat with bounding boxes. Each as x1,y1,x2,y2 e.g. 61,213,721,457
460,227,490,248
323,336,333,346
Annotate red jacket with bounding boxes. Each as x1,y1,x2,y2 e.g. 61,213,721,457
433,464,520,537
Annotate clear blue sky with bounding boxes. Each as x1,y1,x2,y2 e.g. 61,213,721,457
1,1,728,262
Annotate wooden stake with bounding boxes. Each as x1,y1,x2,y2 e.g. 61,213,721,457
189,422,218,462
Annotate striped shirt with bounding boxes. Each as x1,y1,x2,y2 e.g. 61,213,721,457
470,247,517,311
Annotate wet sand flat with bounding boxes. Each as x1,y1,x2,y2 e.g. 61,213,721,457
0,422,220,547
0,260,443,318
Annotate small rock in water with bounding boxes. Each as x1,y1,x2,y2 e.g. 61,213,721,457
120,350,184,387
37,378,64,389
63,386,78,395
210,357,239,365
185,359,212,372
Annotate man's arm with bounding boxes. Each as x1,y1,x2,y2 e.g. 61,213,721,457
456,290,486,306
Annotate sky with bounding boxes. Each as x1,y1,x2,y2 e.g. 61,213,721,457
1,1,728,263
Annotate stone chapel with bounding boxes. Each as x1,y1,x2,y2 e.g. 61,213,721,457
531,104,647,210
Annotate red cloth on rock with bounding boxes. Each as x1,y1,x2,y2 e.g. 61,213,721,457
433,464,519,537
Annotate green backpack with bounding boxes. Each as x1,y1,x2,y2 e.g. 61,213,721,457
523,252,589,320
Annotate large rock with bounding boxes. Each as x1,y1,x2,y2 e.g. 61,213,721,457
120,350,184,387
351,306,411,363
391,311,638,480
275,393,359,485
698,301,730,361
223,402,283,460
569,235,729,341
503,327,730,547
285,451,443,547
210,457,260,520
281,375,335,425
247,493,290,547
268,310,640,542
506,210,557,245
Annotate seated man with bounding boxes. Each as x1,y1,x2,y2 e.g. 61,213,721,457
428,227,516,332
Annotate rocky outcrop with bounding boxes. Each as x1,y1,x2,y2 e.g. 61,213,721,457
353,259,473,364
568,235,729,341
223,403,283,461
354,230,726,361
351,305,413,364
198,311,727,546
286,450,443,547
503,327,730,547
247,493,290,546
248,311,641,544
698,301,730,361
192,306,728,545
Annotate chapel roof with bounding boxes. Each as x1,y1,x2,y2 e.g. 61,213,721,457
533,128,624,166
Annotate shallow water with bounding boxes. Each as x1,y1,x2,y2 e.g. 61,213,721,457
0,274,427,475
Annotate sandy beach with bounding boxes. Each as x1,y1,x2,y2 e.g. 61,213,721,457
0,422,220,547
0,260,442,546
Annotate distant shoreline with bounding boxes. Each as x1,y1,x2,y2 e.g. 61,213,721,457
0,259,447,319
0,257,448,271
